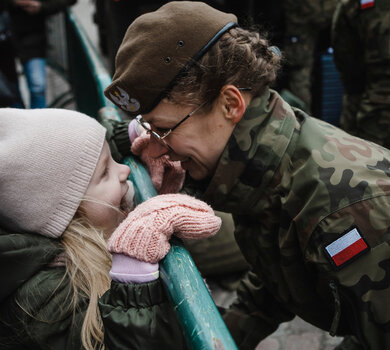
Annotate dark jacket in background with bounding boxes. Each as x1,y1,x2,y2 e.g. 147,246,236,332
5,0,76,62
332,0,390,148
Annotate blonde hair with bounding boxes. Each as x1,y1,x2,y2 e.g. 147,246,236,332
168,27,281,110
60,214,112,350
12,213,112,349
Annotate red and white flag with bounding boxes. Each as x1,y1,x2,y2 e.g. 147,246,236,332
360,0,375,9
325,228,369,268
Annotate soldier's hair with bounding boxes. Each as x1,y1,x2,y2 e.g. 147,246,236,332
167,27,281,109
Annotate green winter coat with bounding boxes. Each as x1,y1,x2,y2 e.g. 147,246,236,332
183,88,390,350
0,228,187,349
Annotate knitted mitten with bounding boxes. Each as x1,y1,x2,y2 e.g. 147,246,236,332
107,194,221,263
131,134,185,194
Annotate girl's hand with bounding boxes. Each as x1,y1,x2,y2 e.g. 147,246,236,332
107,194,221,263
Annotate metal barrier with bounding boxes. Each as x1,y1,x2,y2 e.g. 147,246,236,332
53,8,238,350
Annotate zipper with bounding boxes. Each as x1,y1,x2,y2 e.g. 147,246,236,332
329,280,369,349
329,280,341,336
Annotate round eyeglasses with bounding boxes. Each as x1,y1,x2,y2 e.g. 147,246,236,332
135,103,205,151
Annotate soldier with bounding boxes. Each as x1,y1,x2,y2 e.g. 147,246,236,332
105,2,390,349
283,0,338,114
332,0,390,149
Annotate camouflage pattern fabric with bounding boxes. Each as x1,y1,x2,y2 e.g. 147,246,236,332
182,211,249,278
183,88,390,349
332,0,390,148
283,0,338,113
100,116,133,163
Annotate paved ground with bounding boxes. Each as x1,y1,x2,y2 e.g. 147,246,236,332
209,281,343,350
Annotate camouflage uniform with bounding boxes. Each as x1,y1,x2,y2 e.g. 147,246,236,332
332,0,390,148
183,88,390,349
283,0,338,113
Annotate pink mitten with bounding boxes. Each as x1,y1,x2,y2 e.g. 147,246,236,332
107,194,222,263
131,134,185,194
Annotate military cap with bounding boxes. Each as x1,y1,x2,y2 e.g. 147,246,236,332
104,1,237,115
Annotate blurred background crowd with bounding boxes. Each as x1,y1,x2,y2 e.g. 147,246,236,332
1,1,389,349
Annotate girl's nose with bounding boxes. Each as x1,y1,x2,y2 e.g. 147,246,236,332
119,163,131,181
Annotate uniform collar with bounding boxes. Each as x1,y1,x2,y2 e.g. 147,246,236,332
202,89,297,213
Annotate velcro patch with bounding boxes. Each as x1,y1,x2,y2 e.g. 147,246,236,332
360,0,375,9
325,227,369,269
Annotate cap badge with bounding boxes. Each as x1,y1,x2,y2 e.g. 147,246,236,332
109,86,140,112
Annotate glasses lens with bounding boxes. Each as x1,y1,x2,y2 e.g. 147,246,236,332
136,116,173,151
150,131,173,151
141,122,152,133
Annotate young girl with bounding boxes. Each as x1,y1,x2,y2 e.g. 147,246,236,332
0,108,221,349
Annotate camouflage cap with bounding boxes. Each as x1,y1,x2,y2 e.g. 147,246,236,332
104,1,237,116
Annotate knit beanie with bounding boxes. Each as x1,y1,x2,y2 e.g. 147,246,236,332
0,108,106,238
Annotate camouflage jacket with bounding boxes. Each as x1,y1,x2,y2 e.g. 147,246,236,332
284,0,337,27
331,0,390,146
183,88,390,349
332,0,390,95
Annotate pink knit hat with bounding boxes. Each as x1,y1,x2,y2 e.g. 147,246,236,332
0,108,106,238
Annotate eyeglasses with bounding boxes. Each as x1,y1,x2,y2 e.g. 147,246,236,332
135,87,252,151
136,103,205,151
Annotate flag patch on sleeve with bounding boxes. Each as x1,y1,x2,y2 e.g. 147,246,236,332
325,228,369,269
360,0,375,10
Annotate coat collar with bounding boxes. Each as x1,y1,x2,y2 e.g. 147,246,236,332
202,89,297,213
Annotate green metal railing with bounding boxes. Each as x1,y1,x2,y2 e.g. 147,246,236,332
62,9,238,350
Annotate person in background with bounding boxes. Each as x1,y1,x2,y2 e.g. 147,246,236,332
105,2,390,349
5,0,76,108
0,3,23,108
0,108,221,349
283,0,338,114
332,0,390,149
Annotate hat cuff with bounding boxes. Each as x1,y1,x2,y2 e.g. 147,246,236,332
41,126,106,238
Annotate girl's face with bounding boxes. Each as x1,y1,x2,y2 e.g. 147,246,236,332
81,141,132,234
141,98,236,180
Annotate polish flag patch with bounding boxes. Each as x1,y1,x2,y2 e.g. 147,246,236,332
325,228,369,269
360,0,375,10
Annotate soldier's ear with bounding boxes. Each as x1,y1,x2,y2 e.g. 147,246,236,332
220,85,247,124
